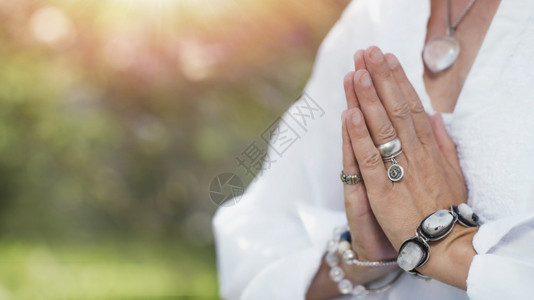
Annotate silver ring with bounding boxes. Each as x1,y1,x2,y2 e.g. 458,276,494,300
377,137,402,159
381,149,403,163
340,171,362,185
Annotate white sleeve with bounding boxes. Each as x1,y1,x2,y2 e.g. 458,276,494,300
211,96,349,299
466,212,534,299
212,2,367,299
211,113,346,300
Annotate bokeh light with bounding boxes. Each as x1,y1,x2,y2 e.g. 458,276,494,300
29,5,74,45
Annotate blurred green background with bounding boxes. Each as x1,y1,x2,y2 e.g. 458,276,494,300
0,0,348,298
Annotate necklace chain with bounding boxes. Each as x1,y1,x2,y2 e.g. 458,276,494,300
446,0,477,36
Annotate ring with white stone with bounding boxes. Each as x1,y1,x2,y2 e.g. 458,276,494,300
397,204,480,277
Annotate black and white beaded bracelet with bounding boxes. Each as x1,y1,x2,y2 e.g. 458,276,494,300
396,203,480,278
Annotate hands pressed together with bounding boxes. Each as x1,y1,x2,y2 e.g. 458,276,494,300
341,46,477,290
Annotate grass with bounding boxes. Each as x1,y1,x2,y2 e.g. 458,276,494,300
0,238,220,299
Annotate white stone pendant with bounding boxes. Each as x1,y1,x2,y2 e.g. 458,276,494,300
423,36,460,73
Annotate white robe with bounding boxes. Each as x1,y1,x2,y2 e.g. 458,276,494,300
213,1,534,299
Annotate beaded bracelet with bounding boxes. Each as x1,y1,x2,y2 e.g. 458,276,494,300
396,203,480,278
325,226,401,298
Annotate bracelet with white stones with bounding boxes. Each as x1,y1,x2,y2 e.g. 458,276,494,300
396,203,480,278
325,226,401,298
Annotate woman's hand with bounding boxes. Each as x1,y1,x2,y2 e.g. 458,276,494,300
345,46,476,289
341,50,397,267
339,58,399,284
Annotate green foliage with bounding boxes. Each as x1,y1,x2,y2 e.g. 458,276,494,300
0,238,219,299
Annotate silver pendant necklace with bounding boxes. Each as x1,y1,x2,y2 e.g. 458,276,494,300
423,0,476,73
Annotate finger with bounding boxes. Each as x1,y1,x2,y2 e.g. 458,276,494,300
363,46,419,150
384,53,437,147
353,49,366,71
346,107,391,194
343,72,359,109
342,110,369,217
431,113,462,174
341,110,398,261
352,69,398,147
341,109,361,180
342,110,380,256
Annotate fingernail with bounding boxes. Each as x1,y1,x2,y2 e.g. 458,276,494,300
385,54,398,69
352,110,362,124
368,46,383,62
359,72,371,86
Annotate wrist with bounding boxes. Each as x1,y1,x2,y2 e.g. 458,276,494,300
396,204,479,290
417,225,477,290
325,226,401,297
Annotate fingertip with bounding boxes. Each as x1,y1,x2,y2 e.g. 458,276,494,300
349,107,363,125
384,53,400,69
365,45,384,63
341,109,348,120
354,49,364,56
430,113,441,134
435,112,445,124
365,45,379,55
344,71,355,88
431,113,446,131
353,49,365,70
354,69,371,86
431,113,455,148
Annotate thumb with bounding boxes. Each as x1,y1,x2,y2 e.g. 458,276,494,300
430,113,461,174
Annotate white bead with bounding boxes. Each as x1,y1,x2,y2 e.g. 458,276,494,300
338,279,353,294
326,239,337,254
397,241,425,272
342,249,355,263
329,266,344,282
325,252,339,267
352,284,367,299
337,240,351,255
